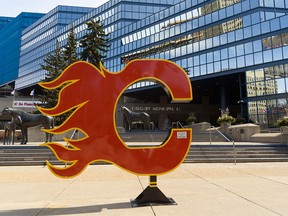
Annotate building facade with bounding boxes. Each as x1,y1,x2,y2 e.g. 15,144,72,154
108,0,288,127
1,0,288,128
0,16,14,30
0,13,44,86
16,6,95,92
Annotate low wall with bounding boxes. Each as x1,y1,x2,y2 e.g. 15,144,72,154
0,130,22,143
226,124,260,142
0,126,74,144
27,126,74,142
250,133,284,143
185,122,211,132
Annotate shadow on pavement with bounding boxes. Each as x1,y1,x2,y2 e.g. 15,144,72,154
2,202,132,215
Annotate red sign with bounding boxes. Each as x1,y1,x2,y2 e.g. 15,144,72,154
38,59,193,178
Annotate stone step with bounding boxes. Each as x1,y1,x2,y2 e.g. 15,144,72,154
0,143,287,165
0,159,109,166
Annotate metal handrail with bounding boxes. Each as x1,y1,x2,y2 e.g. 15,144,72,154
176,121,184,128
70,129,78,140
210,126,236,165
64,129,78,167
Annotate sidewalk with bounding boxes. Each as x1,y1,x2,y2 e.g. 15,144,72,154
0,162,288,216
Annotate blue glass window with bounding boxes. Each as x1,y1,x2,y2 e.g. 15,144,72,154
194,56,199,66
235,29,243,40
245,42,253,54
283,46,288,59
236,44,244,56
222,60,228,70
251,13,260,25
207,52,213,63
221,48,228,59
229,46,236,58
261,21,270,34
253,40,262,52
263,50,273,62
213,36,220,47
214,61,221,72
264,0,274,7
243,15,251,27
252,24,261,36
201,65,207,75
270,18,280,31
245,54,254,66
237,56,245,68
280,16,288,28
194,66,200,76
207,63,213,74
242,0,250,11
243,26,252,38
273,48,283,61
229,58,237,69
214,50,220,61
220,34,227,45
200,53,206,64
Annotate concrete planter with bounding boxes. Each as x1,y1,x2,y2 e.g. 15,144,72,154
280,126,288,134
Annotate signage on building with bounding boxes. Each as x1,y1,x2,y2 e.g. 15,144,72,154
13,100,41,108
131,106,181,112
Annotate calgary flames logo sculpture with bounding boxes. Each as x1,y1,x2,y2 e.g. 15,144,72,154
38,59,192,178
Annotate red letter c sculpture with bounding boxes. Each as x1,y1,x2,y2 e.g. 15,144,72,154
38,59,193,178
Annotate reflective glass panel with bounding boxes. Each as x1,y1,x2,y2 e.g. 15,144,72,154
243,26,252,38
275,78,286,93
254,52,263,64
245,54,254,66
237,56,245,67
273,48,283,61
236,44,244,56
252,24,261,36
263,50,273,62
245,42,253,54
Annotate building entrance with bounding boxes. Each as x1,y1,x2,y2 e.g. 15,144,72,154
122,72,243,127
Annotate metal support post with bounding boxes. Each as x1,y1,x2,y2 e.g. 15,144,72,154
130,175,176,207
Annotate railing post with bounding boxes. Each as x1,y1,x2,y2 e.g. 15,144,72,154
233,141,236,165
211,126,236,165
209,128,212,145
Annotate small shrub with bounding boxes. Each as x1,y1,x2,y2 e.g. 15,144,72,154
186,113,197,125
275,117,288,127
217,114,235,124
234,116,246,124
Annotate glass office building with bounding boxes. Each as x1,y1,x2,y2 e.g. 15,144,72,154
0,13,44,86
16,6,95,91
2,0,288,127
107,0,288,127
15,1,176,92
0,17,14,30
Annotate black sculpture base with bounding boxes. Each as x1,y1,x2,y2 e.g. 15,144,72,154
131,176,176,207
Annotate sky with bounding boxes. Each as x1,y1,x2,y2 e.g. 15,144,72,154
0,0,109,17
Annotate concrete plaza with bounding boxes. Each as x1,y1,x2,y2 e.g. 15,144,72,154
0,162,288,216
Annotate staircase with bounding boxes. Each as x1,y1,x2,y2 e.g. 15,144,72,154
119,131,227,142
0,143,288,166
0,146,63,166
186,144,288,163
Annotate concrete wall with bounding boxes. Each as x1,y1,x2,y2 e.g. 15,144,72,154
0,125,82,144
27,126,74,143
226,124,260,142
